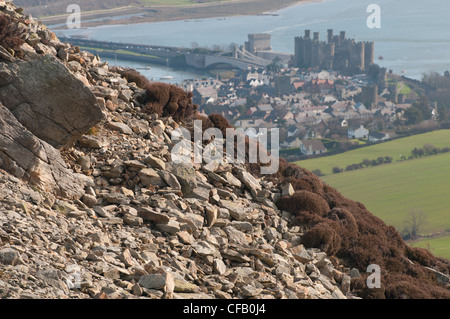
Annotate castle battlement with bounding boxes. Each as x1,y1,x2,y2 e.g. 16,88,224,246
294,29,374,73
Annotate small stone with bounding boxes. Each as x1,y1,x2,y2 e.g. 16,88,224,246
138,274,166,290
123,160,146,171
107,121,133,135
235,169,261,193
224,172,242,188
123,214,143,226
145,155,166,170
290,245,313,263
93,206,112,218
151,120,166,135
157,220,180,234
281,183,295,197
103,268,120,280
192,241,220,258
139,168,167,187
220,200,247,221
177,231,195,245
186,186,210,202
213,259,227,275
78,135,106,149
241,285,263,298
0,248,20,265
350,268,360,278
82,194,97,208
174,280,199,293
224,226,249,246
159,171,182,190
131,283,143,296
77,155,91,171
205,206,218,227
166,162,198,195
341,274,351,294
138,207,170,224
230,221,253,232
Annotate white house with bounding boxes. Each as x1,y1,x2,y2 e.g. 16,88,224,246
300,140,327,156
368,131,390,142
348,125,369,139
281,137,303,149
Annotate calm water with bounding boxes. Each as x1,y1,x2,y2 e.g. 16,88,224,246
103,58,210,84
55,0,450,80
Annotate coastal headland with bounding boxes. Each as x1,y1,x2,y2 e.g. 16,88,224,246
39,0,319,28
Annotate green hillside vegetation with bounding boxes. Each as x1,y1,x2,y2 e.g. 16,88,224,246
412,235,450,260
296,129,450,176
321,152,450,259
14,0,234,17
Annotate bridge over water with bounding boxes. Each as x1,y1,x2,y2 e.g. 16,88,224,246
60,37,272,70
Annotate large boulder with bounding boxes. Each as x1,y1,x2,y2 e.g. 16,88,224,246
0,103,90,199
0,54,104,149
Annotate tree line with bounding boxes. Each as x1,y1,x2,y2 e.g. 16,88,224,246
310,143,450,176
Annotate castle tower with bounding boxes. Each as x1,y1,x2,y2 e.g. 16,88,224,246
388,82,399,103
294,36,303,68
364,41,375,69
349,42,365,71
362,84,378,108
245,33,272,54
318,42,335,69
313,32,320,41
327,29,334,44
377,67,388,93
305,29,311,39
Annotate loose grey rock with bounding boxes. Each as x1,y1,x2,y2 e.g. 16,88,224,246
139,274,166,290
0,55,104,149
0,248,21,265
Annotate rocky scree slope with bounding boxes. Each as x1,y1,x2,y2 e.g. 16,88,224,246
0,1,449,299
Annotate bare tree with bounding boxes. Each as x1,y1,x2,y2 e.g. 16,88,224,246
403,209,427,240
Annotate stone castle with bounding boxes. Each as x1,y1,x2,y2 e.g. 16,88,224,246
294,29,375,73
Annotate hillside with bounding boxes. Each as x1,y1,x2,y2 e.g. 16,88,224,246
0,1,449,300
296,130,450,176
12,0,306,27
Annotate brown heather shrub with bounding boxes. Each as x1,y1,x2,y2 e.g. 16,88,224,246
111,67,151,89
0,14,24,59
111,68,198,124
144,102,164,118
195,113,214,131
301,222,342,255
140,82,198,124
207,113,233,136
383,273,450,299
276,190,330,216
351,275,386,299
324,208,358,234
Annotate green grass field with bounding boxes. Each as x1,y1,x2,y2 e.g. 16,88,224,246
322,152,450,235
411,236,450,260
296,130,450,176
320,152,450,259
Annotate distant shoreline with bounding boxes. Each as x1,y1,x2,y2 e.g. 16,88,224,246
44,0,321,29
